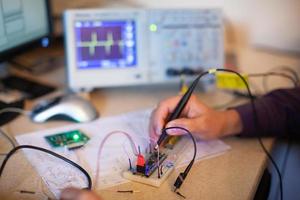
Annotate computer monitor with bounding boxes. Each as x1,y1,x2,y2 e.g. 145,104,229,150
0,0,53,125
0,0,52,62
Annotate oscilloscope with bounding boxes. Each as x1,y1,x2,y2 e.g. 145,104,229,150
64,8,223,91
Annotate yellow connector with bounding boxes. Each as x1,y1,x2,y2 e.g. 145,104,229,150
215,71,248,90
208,68,217,74
179,75,188,94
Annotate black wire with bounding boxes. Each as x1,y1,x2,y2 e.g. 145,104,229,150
163,126,197,162
165,68,283,199
217,68,283,200
0,128,16,149
163,126,197,195
249,72,298,94
0,145,92,190
270,66,300,85
248,72,298,86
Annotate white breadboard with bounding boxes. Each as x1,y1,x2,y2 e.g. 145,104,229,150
123,164,175,187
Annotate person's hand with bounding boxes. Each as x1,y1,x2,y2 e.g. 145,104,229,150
60,188,102,200
149,95,242,141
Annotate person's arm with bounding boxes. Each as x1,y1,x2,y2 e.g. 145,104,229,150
234,87,300,137
150,87,300,140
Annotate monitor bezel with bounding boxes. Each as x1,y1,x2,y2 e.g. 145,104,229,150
0,0,53,62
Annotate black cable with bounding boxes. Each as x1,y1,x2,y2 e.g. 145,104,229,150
0,128,16,149
171,68,283,199
249,72,297,86
0,145,92,190
164,127,197,162
217,68,283,200
249,72,298,93
163,126,197,193
270,66,300,85
223,70,298,100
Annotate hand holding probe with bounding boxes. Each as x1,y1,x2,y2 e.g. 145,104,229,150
155,71,209,147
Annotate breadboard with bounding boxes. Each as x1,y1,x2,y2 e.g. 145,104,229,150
123,164,175,187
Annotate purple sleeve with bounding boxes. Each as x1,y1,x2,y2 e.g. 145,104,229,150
234,87,300,137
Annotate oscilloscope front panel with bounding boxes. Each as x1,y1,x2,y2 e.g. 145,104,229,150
65,9,149,90
64,9,223,91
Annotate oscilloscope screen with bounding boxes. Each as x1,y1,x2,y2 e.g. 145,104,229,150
74,20,137,69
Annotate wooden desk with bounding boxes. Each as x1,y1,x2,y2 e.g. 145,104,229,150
0,86,273,200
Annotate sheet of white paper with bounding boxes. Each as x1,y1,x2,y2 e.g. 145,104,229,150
16,109,230,198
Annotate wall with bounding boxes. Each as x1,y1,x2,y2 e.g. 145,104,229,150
103,0,300,54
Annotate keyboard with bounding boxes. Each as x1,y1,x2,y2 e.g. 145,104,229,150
1,75,56,99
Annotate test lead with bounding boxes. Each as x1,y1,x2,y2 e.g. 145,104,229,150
19,190,35,194
175,191,186,199
117,190,140,193
138,145,141,154
128,158,132,170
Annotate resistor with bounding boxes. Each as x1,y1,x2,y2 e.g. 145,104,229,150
128,158,132,171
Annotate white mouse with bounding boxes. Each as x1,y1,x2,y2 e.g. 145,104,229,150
30,95,99,123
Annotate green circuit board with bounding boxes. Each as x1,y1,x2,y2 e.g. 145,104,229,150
45,130,89,149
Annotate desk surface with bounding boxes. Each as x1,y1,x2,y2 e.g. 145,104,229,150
0,86,274,200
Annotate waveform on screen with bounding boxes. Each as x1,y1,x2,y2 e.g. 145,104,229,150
77,31,124,57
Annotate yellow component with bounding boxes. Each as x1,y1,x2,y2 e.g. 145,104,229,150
215,72,249,90
180,84,188,95
179,75,188,95
208,68,217,74
163,135,181,149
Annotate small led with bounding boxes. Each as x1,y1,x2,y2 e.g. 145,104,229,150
73,134,80,140
149,24,158,32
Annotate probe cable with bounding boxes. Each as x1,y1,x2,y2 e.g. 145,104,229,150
0,128,16,151
0,145,92,190
0,108,31,154
215,68,283,200
164,126,196,197
168,68,283,200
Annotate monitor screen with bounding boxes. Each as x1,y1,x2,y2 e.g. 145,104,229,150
75,20,137,69
0,0,51,60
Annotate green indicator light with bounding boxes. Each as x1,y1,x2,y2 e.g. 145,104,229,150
73,134,80,140
149,24,158,32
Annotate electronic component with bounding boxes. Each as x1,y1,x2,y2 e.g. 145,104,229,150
162,135,181,149
215,72,249,90
123,149,175,187
133,151,168,177
123,154,174,187
45,130,89,149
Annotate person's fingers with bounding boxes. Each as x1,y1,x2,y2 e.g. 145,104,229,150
150,96,182,138
166,117,210,140
60,188,81,200
186,95,210,118
149,109,161,142
149,95,210,142
60,188,102,200
166,118,196,135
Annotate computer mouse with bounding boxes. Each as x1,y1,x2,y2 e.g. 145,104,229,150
30,95,99,123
